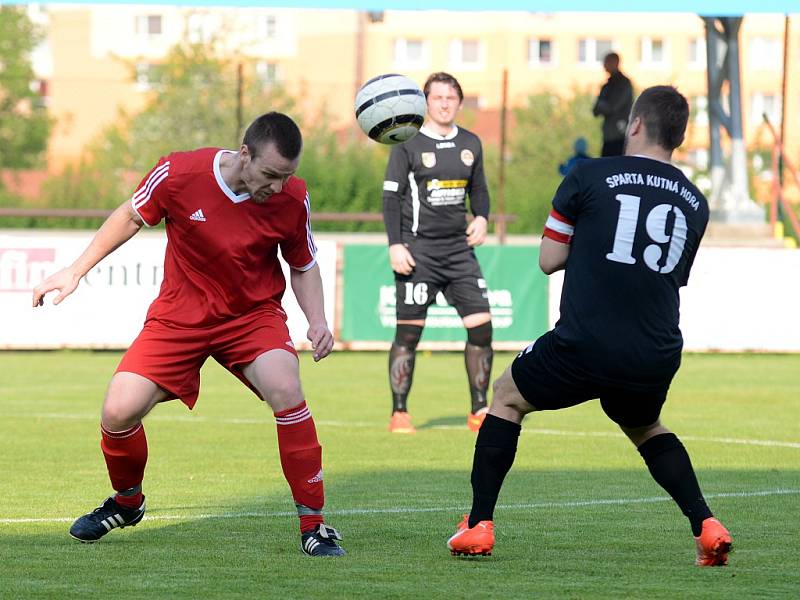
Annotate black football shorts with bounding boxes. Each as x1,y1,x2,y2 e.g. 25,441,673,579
510,330,673,428
394,243,490,321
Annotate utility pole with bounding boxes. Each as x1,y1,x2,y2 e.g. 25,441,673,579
236,62,244,147
497,68,508,244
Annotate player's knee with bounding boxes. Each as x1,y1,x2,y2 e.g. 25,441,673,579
466,321,492,347
492,372,536,414
262,378,304,412
101,397,142,431
394,323,423,350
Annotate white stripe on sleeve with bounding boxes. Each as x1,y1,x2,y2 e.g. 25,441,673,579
132,162,169,209
545,215,575,236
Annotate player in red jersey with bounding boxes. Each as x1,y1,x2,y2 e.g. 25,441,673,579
32,112,345,556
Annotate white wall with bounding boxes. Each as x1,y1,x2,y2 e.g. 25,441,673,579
2,231,798,352
547,245,800,352
0,230,336,350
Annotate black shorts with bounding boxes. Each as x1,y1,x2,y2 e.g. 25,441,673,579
394,242,490,321
510,330,674,428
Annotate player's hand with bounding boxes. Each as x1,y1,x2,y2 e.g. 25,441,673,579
31,267,81,308
389,243,415,275
466,216,488,247
307,321,334,362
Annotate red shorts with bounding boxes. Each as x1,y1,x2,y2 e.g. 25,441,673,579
116,308,297,409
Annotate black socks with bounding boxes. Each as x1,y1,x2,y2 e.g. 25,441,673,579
638,433,713,536
468,413,521,527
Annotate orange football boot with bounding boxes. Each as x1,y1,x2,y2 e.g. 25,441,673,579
388,411,416,434
467,407,489,432
447,514,494,556
694,517,732,566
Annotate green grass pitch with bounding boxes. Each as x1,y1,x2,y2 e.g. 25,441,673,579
1,351,798,598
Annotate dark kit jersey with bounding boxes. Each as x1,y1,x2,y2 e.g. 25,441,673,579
382,125,490,248
546,155,709,385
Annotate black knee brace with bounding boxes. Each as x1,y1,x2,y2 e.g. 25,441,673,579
395,323,423,350
467,321,492,347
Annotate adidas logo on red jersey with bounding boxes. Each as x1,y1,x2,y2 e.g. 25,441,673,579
189,209,206,222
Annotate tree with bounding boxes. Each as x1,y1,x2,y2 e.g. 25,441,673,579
298,111,389,232
120,42,295,174
499,90,601,234
39,40,295,214
0,6,50,168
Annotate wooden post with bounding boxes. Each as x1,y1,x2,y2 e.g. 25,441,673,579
497,68,508,244
779,15,790,188
236,62,244,147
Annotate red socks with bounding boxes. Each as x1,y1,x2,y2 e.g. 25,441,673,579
274,401,325,532
99,404,325,533
100,423,147,509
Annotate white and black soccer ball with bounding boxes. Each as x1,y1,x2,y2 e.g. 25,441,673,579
354,74,427,145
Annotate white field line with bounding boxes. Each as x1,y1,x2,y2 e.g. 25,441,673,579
1,488,798,525
4,411,800,449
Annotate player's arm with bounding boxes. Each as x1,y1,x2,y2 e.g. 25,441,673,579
290,263,333,362
32,201,144,307
540,167,581,275
466,140,490,247
539,236,570,275
382,146,415,275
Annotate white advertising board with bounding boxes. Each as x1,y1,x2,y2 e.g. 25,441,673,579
0,230,337,350
547,245,800,352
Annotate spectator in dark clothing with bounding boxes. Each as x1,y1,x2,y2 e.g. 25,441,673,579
593,52,633,157
558,137,591,176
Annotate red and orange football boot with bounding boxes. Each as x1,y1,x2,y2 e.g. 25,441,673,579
388,411,416,434
467,407,489,432
694,517,732,566
447,514,494,556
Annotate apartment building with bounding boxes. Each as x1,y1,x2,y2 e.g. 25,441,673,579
30,6,797,175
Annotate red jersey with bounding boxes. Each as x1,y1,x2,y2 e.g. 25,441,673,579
130,147,316,328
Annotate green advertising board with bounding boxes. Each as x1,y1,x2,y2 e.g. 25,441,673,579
341,244,549,343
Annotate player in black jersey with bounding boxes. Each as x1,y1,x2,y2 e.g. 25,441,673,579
382,72,493,434
447,86,732,566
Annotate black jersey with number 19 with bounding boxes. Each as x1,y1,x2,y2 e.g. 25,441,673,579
551,155,709,386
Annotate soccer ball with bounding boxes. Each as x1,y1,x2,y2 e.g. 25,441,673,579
354,74,427,145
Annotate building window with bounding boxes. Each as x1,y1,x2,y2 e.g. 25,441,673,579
640,37,667,67
256,14,278,40
692,95,708,126
578,38,613,65
256,61,279,86
527,38,554,66
264,15,277,38
394,38,427,69
29,79,48,107
135,62,155,90
749,37,780,70
751,92,781,126
689,38,706,69
449,39,483,69
187,13,217,44
135,15,162,37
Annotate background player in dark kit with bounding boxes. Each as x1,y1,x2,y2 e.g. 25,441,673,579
382,72,493,434
447,86,732,567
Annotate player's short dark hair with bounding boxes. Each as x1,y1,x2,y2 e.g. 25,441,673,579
604,52,620,64
630,86,690,151
242,112,302,160
423,72,464,102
